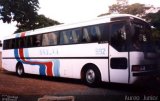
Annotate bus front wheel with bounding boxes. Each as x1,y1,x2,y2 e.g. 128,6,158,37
16,63,24,77
83,66,101,87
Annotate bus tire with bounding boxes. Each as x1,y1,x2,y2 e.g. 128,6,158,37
83,65,101,87
16,63,24,77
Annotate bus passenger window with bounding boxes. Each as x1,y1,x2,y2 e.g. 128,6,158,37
8,39,12,49
48,32,58,45
11,39,16,49
83,28,91,42
9,39,15,49
19,38,26,48
27,36,33,47
42,34,49,46
60,30,76,45
82,26,102,43
111,22,128,52
32,35,42,47
95,26,101,41
72,30,78,43
60,31,69,44
72,28,82,44
42,32,59,46
95,23,109,42
35,35,41,46
130,22,152,52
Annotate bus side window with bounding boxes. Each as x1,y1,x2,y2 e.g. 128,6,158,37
82,26,102,43
72,30,79,43
89,26,101,42
48,32,59,45
33,35,41,47
17,38,21,48
60,30,75,45
11,39,16,49
42,32,59,46
95,26,101,41
9,39,13,49
131,22,151,51
7,39,12,49
101,24,109,42
28,35,42,47
42,34,49,46
3,40,6,49
27,36,33,47
60,28,82,45
72,28,82,44
111,22,128,52
34,35,42,47
60,31,69,44
19,37,27,48
83,28,91,42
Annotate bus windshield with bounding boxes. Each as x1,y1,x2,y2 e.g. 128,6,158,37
130,21,154,52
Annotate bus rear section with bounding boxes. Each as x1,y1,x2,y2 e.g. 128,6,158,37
129,19,158,84
108,16,158,84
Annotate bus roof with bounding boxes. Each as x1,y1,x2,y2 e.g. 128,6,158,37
4,14,147,39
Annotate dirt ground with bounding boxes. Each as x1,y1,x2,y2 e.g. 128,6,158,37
0,71,88,96
0,52,87,95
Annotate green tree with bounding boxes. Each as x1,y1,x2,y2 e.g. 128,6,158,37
0,0,39,24
0,0,61,33
15,14,60,33
109,3,150,17
145,10,160,30
145,10,160,47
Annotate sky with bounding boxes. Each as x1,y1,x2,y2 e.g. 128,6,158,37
0,0,160,40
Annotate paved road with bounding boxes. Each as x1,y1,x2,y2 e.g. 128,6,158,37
0,71,160,101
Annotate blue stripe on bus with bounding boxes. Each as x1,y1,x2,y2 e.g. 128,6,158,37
53,60,60,77
39,64,46,76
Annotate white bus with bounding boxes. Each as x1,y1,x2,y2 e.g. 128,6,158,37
2,14,158,87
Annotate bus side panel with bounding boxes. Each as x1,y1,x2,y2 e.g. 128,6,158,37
2,50,17,72
59,59,109,82
23,64,40,75
2,59,17,72
27,43,108,58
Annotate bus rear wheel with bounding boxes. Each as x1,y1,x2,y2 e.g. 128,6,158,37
83,66,101,87
16,63,24,77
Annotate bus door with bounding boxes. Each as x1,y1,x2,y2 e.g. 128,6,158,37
109,21,129,83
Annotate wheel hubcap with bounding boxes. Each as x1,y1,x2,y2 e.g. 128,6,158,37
86,69,95,83
18,67,23,75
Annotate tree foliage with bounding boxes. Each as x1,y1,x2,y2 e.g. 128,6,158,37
109,3,150,17
145,10,160,44
0,0,61,33
0,0,39,24
15,14,60,33
145,10,160,30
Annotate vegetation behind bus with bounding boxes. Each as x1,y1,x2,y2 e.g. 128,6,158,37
0,0,60,33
